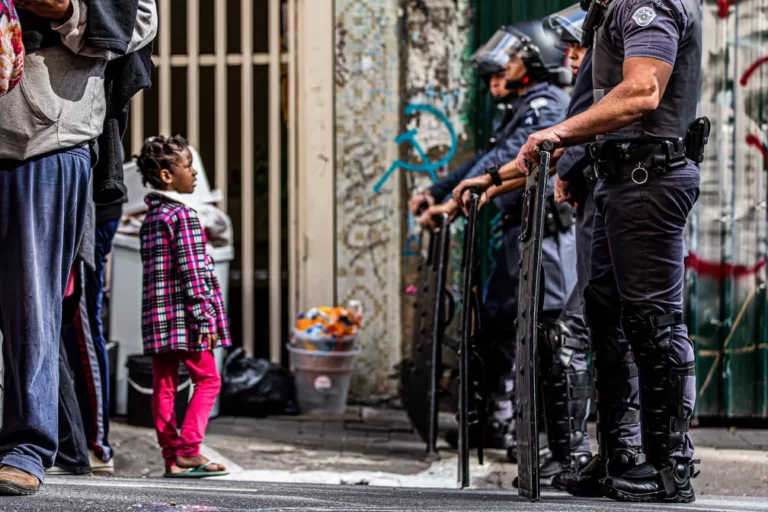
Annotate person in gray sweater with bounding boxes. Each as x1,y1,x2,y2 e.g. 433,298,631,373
0,0,156,496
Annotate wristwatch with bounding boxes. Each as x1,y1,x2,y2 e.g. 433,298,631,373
485,165,502,186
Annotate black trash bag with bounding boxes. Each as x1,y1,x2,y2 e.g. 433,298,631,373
221,348,300,417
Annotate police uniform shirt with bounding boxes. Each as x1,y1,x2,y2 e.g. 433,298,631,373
594,0,700,141
464,82,570,214
611,0,688,65
427,96,516,203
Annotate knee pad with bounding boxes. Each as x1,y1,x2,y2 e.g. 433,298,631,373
620,302,683,353
540,320,588,376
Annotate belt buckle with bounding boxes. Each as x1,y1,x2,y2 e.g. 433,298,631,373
631,162,649,185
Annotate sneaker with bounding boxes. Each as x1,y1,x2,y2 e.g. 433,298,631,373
88,451,114,476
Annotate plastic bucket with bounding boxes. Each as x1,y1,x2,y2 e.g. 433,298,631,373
288,345,360,415
291,329,357,353
126,355,191,428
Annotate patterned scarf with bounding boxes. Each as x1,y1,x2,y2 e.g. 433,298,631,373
0,0,23,97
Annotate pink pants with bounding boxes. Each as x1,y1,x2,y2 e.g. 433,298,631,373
151,350,221,467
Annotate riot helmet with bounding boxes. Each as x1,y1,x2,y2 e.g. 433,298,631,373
470,30,515,101
473,21,571,91
470,30,511,79
546,4,587,46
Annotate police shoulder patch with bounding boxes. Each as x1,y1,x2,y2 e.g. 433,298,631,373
632,6,656,27
529,98,549,110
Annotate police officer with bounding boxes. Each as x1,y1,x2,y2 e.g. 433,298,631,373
453,5,595,487
541,4,595,490
408,35,517,216
426,20,577,471
516,0,702,503
409,28,532,452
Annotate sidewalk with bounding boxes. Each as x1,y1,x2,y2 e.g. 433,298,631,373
110,407,768,496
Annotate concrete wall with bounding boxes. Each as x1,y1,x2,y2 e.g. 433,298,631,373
334,0,474,398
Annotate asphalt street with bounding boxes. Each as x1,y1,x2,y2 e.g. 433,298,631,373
2,477,767,512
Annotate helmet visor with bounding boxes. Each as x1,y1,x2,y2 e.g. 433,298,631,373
546,4,586,45
470,29,523,70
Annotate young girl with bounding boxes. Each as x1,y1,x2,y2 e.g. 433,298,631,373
136,135,231,478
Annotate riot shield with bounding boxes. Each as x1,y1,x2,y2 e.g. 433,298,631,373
458,190,488,488
400,215,453,453
514,141,555,501
401,225,437,446
428,214,451,453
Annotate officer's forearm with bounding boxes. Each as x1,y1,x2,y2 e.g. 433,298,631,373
491,166,558,199
489,177,527,199
553,58,672,146
554,88,644,145
499,149,563,181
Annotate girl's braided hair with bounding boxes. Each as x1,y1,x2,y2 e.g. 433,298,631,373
135,135,189,189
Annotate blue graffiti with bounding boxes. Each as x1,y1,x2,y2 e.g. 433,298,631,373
372,103,458,193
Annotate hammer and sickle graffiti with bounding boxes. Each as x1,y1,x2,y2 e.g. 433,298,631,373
372,103,458,193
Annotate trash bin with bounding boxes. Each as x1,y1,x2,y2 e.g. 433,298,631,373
288,345,360,415
292,329,357,353
111,147,233,418
126,355,190,429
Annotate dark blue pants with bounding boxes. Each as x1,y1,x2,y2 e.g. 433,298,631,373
54,333,91,474
64,220,118,463
587,161,699,460
546,192,597,456
484,223,577,421
0,147,91,482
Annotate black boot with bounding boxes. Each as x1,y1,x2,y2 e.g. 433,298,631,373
564,453,607,497
552,451,591,490
511,446,556,488
614,304,698,503
603,454,697,503
538,321,592,489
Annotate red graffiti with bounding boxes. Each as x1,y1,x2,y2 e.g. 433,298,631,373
746,134,768,170
686,251,766,279
717,0,737,19
740,56,768,87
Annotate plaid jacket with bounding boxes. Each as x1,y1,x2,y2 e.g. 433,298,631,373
140,192,232,354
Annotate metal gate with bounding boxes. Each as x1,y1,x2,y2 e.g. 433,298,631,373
125,0,300,361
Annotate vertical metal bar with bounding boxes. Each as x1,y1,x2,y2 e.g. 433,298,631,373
215,0,228,212
760,0,768,419
130,91,145,157
288,0,298,328
269,0,282,364
725,2,740,417
241,0,255,357
428,214,449,454
187,0,200,148
158,0,171,136
458,194,479,488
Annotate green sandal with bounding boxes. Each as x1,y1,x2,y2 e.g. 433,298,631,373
164,462,229,478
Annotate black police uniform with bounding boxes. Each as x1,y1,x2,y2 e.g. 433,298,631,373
582,0,702,503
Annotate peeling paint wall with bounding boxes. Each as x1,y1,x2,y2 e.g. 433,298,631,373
335,0,474,398
399,0,475,363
